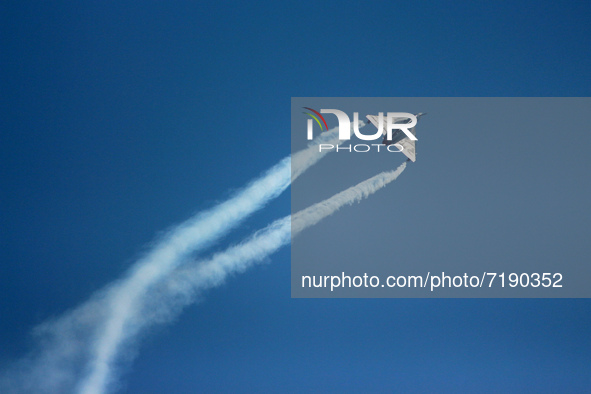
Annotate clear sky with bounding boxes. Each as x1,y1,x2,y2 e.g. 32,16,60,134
1,1,590,393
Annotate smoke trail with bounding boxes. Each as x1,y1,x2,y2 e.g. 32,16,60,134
174,162,406,298
104,162,408,393
0,123,360,394
76,122,362,394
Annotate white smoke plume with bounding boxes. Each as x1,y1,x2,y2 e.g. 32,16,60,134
168,161,407,298
2,154,292,394
0,122,362,394
172,162,407,298
105,162,408,393
76,122,363,394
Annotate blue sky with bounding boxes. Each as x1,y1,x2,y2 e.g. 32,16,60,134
2,1,590,392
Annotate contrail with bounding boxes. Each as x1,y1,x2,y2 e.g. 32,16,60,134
76,123,361,394
95,162,408,394
174,162,407,298
172,162,407,296
0,123,359,394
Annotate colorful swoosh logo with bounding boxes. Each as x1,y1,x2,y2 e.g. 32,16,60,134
302,107,328,131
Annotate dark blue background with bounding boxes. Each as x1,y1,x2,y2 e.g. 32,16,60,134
2,1,590,392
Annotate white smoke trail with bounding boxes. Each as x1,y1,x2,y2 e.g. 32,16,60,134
0,123,360,394
116,162,408,388
176,162,407,294
75,122,362,394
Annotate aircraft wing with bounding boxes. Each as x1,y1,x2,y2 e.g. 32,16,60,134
398,133,416,162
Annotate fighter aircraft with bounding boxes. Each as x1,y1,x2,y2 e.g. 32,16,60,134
365,113,426,162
